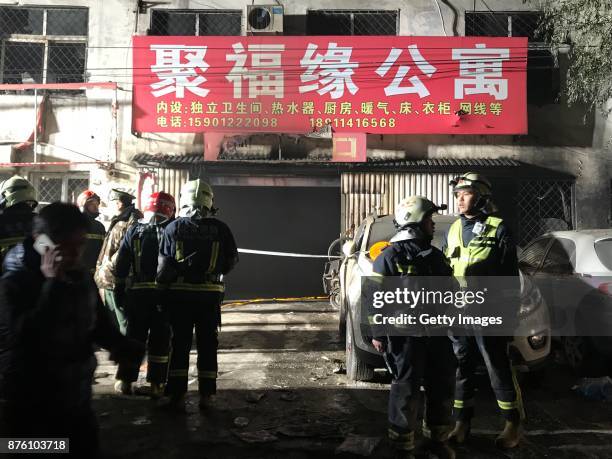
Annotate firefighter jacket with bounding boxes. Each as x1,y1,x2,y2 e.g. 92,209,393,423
0,238,142,407
0,203,36,273
157,215,238,293
443,214,518,277
82,212,105,274
94,205,143,290
369,236,453,340
115,219,171,290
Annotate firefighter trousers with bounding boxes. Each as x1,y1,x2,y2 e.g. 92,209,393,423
116,289,172,384
385,335,455,450
104,288,128,335
165,291,222,397
449,333,523,422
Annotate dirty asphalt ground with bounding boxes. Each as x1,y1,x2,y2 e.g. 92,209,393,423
92,301,612,459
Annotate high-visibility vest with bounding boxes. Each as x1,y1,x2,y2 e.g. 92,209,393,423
445,216,502,277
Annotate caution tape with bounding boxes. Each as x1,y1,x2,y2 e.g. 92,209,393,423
238,248,340,259
222,296,328,308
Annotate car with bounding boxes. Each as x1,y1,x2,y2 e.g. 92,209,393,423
518,230,612,373
338,213,551,381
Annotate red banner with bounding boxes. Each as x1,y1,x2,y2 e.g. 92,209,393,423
132,36,527,135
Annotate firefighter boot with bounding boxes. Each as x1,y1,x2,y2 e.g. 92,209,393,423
495,420,522,449
198,394,216,410
114,380,133,395
150,383,165,400
447,421,471,444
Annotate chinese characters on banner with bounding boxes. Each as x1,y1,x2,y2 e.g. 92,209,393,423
132,36,527,135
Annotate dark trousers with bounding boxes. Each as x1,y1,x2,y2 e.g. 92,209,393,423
385,335,455,450
165,291,222,397
116,289,172,384
450,333,522,422
104,289,128,335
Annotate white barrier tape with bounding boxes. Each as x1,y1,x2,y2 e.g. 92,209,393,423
238,248,341,259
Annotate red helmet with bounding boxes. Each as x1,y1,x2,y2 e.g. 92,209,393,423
77,190,100,208
144,191,175,219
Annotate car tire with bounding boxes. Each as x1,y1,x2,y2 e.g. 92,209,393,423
345,313,374,382
330,286,341,311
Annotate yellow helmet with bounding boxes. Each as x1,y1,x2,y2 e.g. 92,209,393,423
0,176,37,209
179,179,213,210
450,172,492,196
394,196,447,228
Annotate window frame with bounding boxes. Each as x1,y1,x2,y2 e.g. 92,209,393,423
30,172,89,206
306,9,399,36
0,6,88,86
149,9,243,36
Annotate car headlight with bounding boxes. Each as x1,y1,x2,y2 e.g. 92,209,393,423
528,333,547,350
519,276,543,317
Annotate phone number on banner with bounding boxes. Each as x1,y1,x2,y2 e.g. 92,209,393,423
162,116,398,129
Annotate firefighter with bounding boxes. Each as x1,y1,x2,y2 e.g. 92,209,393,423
443,172,524,449
113,191,176,396
370,196,456,459
157,179,238,410
77,190,106,275
95,188,143,334
0,176,37,273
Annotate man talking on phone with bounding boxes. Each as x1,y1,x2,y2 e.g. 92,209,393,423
0,203,144,458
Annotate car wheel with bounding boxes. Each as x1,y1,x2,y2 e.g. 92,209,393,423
345,313,374,382
330,287,341,311
562,336,595,374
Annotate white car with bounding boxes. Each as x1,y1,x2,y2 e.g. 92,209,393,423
519,230,612,373
338,213,551,381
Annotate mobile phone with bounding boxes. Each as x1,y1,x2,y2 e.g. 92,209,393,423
34,234,57,256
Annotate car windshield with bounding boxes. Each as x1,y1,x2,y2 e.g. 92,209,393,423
594,239,612,270
366,216,395,250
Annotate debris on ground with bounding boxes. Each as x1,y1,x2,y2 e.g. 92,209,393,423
233,417,250,428
94,372,110,379
279,391,298,402
246,392,266,403
131,417,152,426
573,376,612,401
335,434,381,456
333,363,346,374
234,430,279,443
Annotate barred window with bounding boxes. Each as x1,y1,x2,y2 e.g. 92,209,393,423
465,11,543,41
31,173,89,206
306,10,398,35
465,11,558,105
0,6,88,85
149,10,242,36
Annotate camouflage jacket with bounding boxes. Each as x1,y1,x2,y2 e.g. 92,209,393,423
94,206,143,290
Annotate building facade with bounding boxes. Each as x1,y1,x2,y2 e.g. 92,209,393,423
0,0,609,297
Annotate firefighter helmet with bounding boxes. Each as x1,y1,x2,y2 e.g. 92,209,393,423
144,191,175,220
179,179,213,211
450,172,492,196
0,176,37,209
394,196,447,228
108,188,135,203
77,189,101,209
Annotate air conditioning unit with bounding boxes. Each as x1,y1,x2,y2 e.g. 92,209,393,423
246,5,283,33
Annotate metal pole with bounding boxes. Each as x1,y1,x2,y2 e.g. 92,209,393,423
33,88,37,163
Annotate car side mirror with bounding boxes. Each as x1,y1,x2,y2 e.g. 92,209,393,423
342,241,357,257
